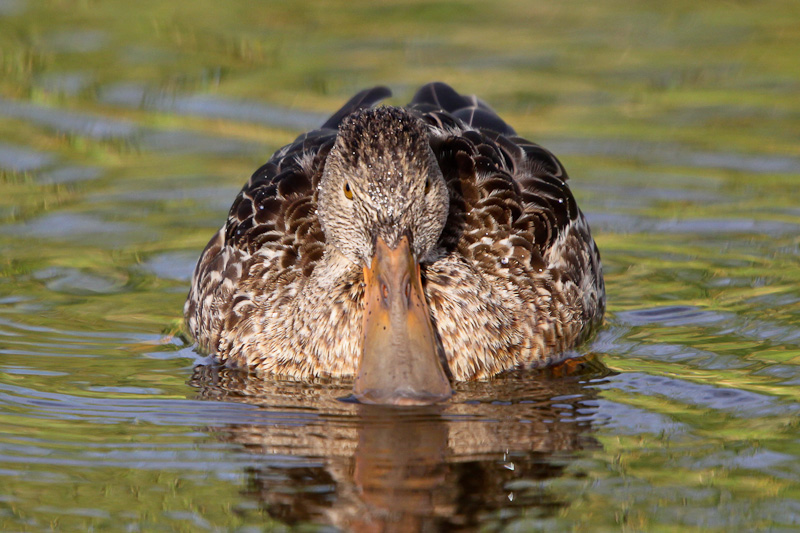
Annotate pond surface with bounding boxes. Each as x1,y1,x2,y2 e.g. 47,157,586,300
1,0,800,531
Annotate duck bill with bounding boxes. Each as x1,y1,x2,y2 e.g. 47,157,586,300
354,235,452,405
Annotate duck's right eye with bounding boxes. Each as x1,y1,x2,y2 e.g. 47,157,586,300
344,182,353,200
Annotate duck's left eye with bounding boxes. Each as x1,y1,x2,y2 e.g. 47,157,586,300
424,178,431,194
344,182,353,200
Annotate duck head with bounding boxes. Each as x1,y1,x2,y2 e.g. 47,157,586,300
318,106,452,405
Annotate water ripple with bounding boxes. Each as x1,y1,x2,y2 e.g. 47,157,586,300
99,83,328,131
0,97,137,140
602,372,797,418
0,141,55,172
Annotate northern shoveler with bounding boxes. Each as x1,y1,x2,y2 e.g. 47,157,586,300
185,82,605,404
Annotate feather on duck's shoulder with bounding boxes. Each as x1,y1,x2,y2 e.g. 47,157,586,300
400,84,602,321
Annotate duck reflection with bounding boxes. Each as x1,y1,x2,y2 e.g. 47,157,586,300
351,406,449,532
190,358,609,531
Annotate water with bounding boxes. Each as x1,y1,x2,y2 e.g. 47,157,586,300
1,0,799,530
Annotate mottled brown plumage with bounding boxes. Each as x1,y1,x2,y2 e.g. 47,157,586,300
185,82,605,383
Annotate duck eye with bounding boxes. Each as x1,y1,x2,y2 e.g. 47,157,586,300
424,178,431,194
344,182,353,200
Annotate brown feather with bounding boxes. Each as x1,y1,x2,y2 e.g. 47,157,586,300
185,82,605,380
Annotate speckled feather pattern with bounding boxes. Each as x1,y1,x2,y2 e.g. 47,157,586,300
185,82,605,380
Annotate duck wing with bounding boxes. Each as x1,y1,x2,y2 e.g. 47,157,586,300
186,88,391,351
410,81,516,135
321,86,392,129
410,83,604,328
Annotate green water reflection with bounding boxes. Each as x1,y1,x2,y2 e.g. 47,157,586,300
1,0,799,530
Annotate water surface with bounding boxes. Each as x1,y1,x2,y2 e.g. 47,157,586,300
1,0,799,531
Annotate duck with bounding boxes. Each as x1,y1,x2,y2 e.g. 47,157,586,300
185,82,605,405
